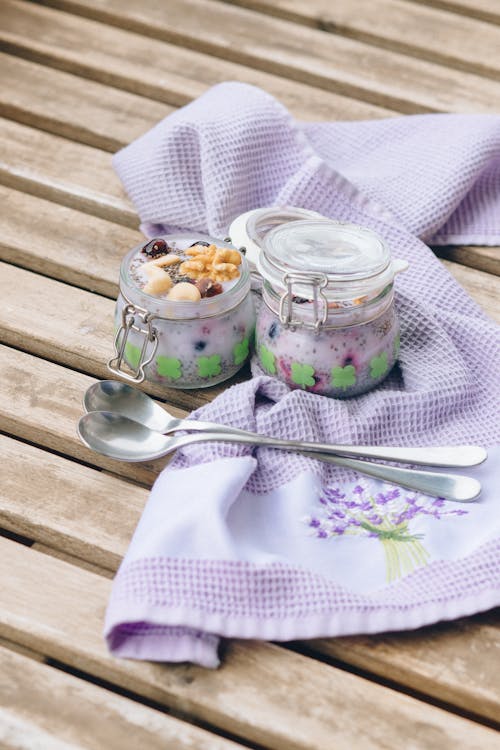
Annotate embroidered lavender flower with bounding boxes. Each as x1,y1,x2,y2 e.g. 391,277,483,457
302,480,469,582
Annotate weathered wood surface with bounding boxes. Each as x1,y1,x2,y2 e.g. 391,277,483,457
223,0,500,80
0,116,136,226
0,185,140,297
1,0,499,746
309,610,500,726
0,52,173,152
409,0,500,25
1,538,499,750
33,0,500,113
0,646,243,750
0,0,394,122
0,345,169,484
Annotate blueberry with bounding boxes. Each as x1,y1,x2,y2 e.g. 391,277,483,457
268,321,279,339
194,340,207,351
292,295,309,304
190,240,211,247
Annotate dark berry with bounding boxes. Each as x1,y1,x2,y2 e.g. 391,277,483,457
268,321,279,339
344,356,353,366
141,238,169,257
194,341,207,351
292,295,309,304
189,240,211,247
195,278,223,298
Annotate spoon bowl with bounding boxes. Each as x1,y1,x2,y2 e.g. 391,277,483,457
84,380,171,433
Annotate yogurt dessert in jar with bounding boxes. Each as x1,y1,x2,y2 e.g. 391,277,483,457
109,234,255,389
254,220,408,398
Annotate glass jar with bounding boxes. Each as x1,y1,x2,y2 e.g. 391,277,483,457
253,219,408,398
109,233,255,389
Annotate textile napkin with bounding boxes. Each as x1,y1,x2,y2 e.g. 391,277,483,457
106,82,500,667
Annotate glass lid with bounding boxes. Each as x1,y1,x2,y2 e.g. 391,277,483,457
263,220,390,280
228,206,326,269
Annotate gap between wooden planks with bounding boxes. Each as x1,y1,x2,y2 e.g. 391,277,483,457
1,354,499,725
405,0,500,26
1,536,499,750
0,646,244,750
30,0,500,113
220,0,500,81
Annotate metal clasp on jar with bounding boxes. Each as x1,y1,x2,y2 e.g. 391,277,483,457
108,302,158,383
278,272,329,332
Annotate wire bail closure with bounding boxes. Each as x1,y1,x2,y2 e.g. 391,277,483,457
278,272,329,332
108,302,158,383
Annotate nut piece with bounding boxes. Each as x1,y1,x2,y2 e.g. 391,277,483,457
167,282,202,302
211,262,240,281
143,270,173,296
195,278,223,297
143,254,181,276
179,258,212,280
213,248,241,266
186,244,217,259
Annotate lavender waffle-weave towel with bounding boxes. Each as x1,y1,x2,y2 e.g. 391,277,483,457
106,83,500,668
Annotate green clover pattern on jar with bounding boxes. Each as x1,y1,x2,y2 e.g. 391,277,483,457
291,362,316,388
259,345,276,374
125,342,141,370
370,351,388,379
331,364,357,391
157,356,182,380
233,337,249,366
198,354,222,379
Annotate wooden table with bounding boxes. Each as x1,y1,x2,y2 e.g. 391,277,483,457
1,1,499,747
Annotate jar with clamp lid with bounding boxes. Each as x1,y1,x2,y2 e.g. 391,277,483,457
254,220,408,397
108,233,255,389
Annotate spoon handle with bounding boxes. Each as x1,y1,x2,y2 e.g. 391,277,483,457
173,432,480,502
179,420,486,468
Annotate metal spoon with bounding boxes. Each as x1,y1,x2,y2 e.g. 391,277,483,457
77,411,481,502
83,381,487,468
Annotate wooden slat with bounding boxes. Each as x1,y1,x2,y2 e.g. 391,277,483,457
0,262,221,408
0,116,136,227
0,0,394,122
223,0,500,81
31,0,500,113
308,610,500,726
0,646,242,750
1,434,148,572
0,186,140,297
0,345,167,485
0,52,173,153
1,537,498,750
408,0,500,25
441,260,500,322
2,430,499,725
32,543,115,578
434,245,500,277
0,636,45,663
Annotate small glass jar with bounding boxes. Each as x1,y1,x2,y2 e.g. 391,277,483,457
109,233,255,389
253,220,408,398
